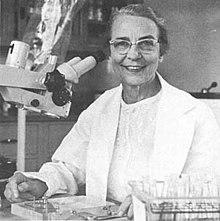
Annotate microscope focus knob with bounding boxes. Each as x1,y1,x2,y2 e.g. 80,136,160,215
44,69,65,92
52,88,72,106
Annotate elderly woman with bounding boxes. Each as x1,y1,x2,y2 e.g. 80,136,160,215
5,3,220,220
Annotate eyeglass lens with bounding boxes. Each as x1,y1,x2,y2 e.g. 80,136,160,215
112,39,157,54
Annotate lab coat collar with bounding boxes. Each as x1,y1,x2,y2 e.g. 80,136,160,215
151,73,195,179
86,87,121,203
157,73,196,115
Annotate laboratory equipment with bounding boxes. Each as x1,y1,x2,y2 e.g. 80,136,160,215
130,174,220,221
0,40,105,118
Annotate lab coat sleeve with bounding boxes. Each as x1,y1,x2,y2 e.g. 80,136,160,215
22,104,96,197
182,102,220,176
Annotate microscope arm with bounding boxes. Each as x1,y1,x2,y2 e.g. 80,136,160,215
0,64,46,90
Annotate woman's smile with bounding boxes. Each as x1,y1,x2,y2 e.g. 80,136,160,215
121,65,146,72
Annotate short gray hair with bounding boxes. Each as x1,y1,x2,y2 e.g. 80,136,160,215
108,4,169,56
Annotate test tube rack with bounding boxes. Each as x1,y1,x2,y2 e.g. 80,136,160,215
131,174,220,221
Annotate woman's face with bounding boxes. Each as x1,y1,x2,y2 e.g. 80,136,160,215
110,15,162,87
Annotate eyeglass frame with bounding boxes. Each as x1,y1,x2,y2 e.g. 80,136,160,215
109,38,160,55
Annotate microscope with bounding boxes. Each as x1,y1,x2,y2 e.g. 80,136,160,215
0,41,105,118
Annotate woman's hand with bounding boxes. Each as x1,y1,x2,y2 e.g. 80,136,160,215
4,172,48,203
117,195,133,220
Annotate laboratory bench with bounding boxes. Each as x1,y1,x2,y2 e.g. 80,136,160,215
190,92,220,99
1,196,220,221
0,114,77,172
0,196,128,221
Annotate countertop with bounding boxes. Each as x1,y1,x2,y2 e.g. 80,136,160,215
190,92,220,99
0,200,23,221
0,198,128,221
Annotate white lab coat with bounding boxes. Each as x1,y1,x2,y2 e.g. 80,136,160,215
25,74,220,203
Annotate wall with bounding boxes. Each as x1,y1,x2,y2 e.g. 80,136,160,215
144,0,220,92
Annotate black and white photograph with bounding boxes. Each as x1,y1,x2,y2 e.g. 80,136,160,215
0,0,220,220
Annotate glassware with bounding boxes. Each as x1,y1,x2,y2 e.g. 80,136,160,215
129,174,220,221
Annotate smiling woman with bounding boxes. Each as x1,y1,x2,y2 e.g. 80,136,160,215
109,14,162,103
4,3,220,221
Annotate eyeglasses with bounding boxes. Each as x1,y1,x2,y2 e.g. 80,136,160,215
109,38,159,54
